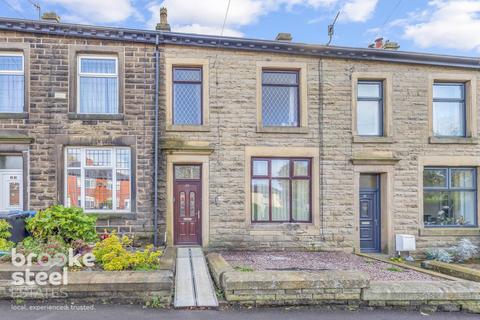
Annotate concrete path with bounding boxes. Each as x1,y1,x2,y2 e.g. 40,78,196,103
174,247,218,308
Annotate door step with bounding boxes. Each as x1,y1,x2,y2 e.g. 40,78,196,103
174,247,218,308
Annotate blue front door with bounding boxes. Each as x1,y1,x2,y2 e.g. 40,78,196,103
360,174,381,253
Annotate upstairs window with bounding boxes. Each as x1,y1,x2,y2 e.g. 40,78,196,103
78,56,118,114
423,167,477,227
173,67,202,125
0,53,24,113
65,147,131,212
262,70,299,127
357,80,383,136
433,83,466,137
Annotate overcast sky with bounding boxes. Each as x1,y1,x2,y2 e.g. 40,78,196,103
1,0,479,57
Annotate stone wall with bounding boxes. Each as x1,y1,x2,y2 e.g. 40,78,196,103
161,45,480,252
0,30,158,241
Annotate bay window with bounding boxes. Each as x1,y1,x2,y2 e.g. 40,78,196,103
0,53,24,113
65,147,131,212
251,158,311,222
78,56,118,114
423,167,477,227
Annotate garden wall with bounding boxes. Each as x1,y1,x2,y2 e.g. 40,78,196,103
207,252,480,313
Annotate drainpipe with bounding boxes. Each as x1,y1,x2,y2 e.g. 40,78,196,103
153,34,160,248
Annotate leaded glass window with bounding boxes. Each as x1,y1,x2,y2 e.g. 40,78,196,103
173,67,202,125
262,70,299,127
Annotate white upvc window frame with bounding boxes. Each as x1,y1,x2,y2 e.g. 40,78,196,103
77,54,119,114
0,52,25,113
64,146,131,213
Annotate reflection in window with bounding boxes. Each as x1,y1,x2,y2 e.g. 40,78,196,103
251,158,311,222
9,182,20,206
65,147,131,212
432,83,466,137
423,167,476,227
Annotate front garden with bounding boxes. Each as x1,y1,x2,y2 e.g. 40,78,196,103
0,206,174,306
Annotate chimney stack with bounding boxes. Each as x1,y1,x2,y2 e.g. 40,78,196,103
275,33,293,42
41,12,60,23
156,7,171,31
368,37,400,50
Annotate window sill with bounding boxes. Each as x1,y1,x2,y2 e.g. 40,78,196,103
419,228,480,236
166,125,210,132
0,112,28,119
428,136,478,144
85,212,136,220
68,113,124,121
256,126,309,134
352,136,394,144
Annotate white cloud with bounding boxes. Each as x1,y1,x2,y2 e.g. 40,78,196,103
43,0,138,24
5,0,23,12
173,24,244,37
147,0,377,37
341,0,378,22
403,0,480,51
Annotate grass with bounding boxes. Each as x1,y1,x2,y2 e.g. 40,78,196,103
234,266,254,272
386,267,403,272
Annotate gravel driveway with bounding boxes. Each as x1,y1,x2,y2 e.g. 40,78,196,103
220,251,440,281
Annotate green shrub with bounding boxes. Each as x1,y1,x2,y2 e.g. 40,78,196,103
26,205,98,243
93,233,162,271
16,236,68,262
0,220,13,252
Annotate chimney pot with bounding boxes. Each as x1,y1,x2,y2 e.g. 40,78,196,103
275,32,292,42
156,7,171,31
41,12,60,23
374,37,383,49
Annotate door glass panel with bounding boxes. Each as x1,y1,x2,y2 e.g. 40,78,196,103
0,156,22,169
9,182,20,206
360,201,369,218
175,166,200,180
189,192,196,218
179,192,185,217
360,174,378,189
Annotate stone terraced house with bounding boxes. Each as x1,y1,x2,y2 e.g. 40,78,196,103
0,11,479,256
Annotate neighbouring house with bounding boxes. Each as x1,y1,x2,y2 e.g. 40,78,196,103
0,10,479,255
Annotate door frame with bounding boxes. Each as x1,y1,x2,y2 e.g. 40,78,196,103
166,153,210,247
354,166,394,255
359,176,381,253
173,164,202,246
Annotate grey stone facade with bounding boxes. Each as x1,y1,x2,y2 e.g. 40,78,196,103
0,20,479,254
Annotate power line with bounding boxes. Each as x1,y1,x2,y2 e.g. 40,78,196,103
220,0,232,36
380,0,403,30
1,0,26,18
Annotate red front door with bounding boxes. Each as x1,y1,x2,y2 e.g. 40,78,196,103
174,165,202,245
